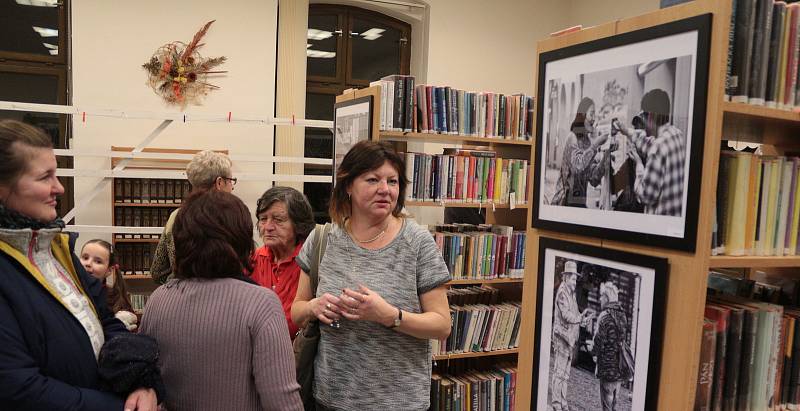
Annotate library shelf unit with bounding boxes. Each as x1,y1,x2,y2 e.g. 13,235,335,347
517,1,751,410
336,85,531,394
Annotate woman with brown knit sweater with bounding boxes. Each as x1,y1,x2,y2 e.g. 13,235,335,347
140,190,302,411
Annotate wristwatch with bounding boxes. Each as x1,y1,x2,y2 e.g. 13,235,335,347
389,307,403,328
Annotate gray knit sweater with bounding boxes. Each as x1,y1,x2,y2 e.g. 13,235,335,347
139,278,302,411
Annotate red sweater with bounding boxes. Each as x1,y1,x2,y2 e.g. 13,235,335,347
250,243,303,338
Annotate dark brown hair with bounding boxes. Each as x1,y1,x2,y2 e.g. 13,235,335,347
256,186,315,244
0,119,53,187
82,239,132,313
328,140,407,226
173,190,254,279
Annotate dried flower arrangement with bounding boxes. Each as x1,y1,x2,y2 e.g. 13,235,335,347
142,20,227,107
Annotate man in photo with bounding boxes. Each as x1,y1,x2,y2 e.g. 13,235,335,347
590,280,630,411
551,260,595,411
618,88,686,216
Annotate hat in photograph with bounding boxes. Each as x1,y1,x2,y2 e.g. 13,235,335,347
562,260,579,276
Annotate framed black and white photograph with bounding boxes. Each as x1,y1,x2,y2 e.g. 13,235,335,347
532,14,711,251
333,95,373,181
532,237,668,411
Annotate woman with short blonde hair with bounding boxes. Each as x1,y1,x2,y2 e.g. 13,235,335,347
185,150,234,191
151,150,235,283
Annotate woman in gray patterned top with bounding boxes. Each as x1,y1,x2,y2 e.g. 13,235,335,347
291,141,451,411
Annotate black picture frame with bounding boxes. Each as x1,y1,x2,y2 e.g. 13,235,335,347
532,14,712,252
532,237,668,411
332,95,373,184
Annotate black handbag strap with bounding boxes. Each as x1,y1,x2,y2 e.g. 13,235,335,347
308,223,331,296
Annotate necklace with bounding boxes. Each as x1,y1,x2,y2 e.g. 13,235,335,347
349,219,390,244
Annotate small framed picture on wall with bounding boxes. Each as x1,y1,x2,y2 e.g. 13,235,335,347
532,237,668,411
332,95,373,184
532,14,712,252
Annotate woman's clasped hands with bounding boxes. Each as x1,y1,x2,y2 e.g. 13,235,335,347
311,286,395,327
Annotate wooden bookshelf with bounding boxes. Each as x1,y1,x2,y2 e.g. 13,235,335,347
519,1,736,410
380,131,533,147
432,348,519,361
708,255,800,268
447,278,523,285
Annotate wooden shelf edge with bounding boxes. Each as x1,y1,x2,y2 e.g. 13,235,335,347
406,201,529,209
380,131,533,146
122,275,154,280
114,202,181,208
722,101,800,123
708,255,800,268
432,348,519,361
447,278,524,285
114,238,160,243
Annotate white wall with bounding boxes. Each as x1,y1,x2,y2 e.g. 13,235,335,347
567,0,661,29
71,0,278,244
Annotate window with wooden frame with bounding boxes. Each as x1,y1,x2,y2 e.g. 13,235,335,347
0,0,73,218
304,4,411,222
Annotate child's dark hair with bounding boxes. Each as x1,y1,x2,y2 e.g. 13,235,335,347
83,239,132,313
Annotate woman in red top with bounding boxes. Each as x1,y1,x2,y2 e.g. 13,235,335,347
251,186,316,338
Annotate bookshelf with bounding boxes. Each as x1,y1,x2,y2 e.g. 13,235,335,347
518,1,737,410
336,85,531,402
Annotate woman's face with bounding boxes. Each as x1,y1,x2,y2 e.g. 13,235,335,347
257,201,297,251
80,243,112,280
348,160,399,221
584,105,596,132
0,146,64,222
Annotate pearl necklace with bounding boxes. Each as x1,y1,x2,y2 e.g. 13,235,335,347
349,219,390,244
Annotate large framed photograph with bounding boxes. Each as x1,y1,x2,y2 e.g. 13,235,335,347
532,14,711,251
532,237,668,411
333,95,373,182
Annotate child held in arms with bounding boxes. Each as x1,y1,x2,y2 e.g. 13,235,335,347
79,239,138,331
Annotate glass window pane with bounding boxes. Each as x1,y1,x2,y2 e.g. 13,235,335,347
0,71,62,147
304,91,334,159
0,1,61,57
350,17,403,81
307,14,339,78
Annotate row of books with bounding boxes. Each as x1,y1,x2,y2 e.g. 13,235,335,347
431,224,526,280
113,207,173,239
714,152,800,256
446,286,503,307
115,242,157,276
697,270,800,411
726,0,800,109
432,302,521,356
403,149,529,205
430,365,517,411
129,293,149,313
371,74,534,140
114,178,190,204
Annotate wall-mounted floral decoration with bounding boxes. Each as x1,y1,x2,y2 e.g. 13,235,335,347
142,20,227,107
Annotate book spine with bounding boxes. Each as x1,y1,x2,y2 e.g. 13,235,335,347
748,0,774,105
732,0,758,102
727,0,740,99
767,3,787,107
404,76,414,132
